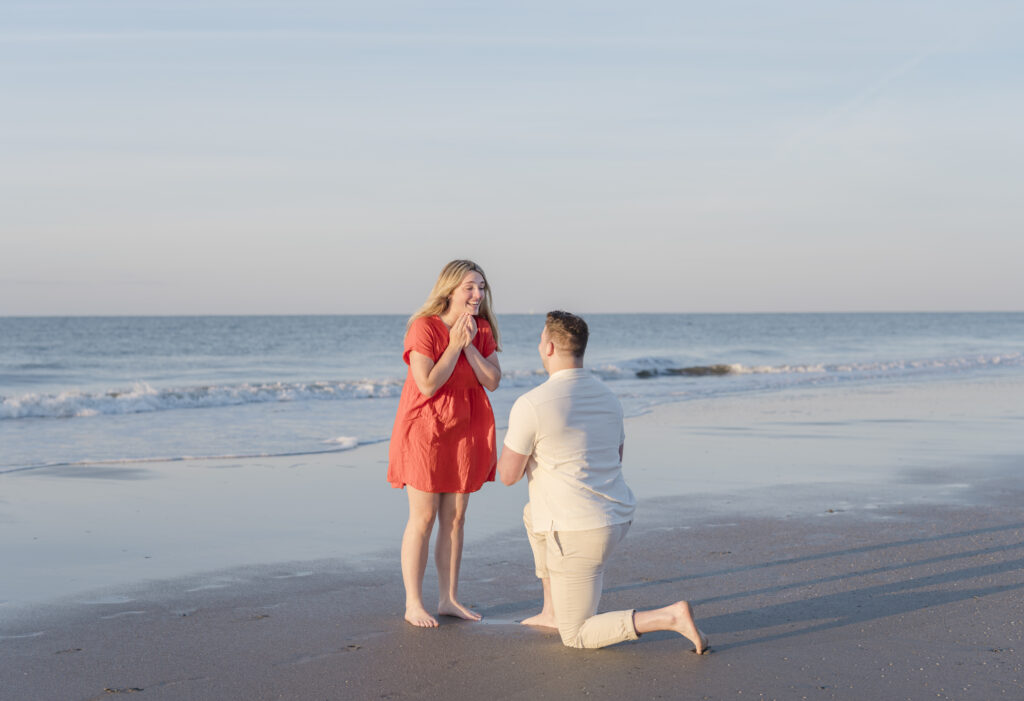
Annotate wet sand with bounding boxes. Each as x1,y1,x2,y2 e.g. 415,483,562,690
2,376,1023,699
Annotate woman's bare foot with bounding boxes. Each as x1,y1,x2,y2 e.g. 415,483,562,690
665,601,708,654
520,611,557,628
437,599,482,621
404,605,439,628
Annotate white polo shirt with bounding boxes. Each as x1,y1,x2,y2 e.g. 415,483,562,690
503,368,636,532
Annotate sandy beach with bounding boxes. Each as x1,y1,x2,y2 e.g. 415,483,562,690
2,376,1022,699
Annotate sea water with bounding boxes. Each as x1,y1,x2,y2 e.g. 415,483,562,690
1,313,1022,471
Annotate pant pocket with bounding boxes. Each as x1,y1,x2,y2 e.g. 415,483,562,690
551,530,564,557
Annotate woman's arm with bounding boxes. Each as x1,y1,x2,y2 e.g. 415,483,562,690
462,344,501,391
408,316,473,397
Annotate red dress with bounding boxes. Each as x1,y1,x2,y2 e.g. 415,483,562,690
387,316,497,493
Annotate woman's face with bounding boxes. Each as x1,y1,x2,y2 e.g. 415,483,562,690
448,271,486,316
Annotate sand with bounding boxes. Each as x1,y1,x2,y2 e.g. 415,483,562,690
1,375,1022,699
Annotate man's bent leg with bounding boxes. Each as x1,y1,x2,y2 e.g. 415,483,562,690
521,503,557,628
548,522,636,649
522,503,549,580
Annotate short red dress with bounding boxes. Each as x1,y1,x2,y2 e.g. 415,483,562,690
387,316,497,493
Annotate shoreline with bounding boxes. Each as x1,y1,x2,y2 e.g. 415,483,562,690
1,374,1022,698
2,373,1022,612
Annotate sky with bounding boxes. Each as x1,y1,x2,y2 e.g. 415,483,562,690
2,1,1022,315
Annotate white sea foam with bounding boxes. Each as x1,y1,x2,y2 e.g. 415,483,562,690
323,436,359,449
0,378,403,420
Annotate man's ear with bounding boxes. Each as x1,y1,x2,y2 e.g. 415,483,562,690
542,340,555,357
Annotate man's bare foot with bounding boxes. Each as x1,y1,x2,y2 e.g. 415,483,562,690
437,599,482,621
520,611,557,628
665,601,708,654
405,604,439,628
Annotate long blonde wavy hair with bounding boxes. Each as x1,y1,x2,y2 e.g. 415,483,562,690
409,259,501,351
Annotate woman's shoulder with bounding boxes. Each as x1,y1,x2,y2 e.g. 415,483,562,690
475,316,492,331
409,315,443,331
406,315,444,343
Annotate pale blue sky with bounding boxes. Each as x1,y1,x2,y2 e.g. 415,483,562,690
2,1,1022,314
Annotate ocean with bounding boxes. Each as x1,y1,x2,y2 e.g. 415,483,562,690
2,313,1022,472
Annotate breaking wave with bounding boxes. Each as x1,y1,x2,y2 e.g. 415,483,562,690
2,352,1020,421
0,379,403,420
590,352,1023,380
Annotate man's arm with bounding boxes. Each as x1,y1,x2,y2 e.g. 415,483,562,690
497,445,530,486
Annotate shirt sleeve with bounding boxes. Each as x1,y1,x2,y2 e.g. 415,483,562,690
474,318,497,357
403,317,438,365
503,396,538,456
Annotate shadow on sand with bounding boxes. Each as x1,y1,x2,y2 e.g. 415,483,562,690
483,521,1024,651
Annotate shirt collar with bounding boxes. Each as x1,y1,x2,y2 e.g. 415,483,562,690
548,367,589,381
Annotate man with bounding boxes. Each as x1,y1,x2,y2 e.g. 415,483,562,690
497,311,708,652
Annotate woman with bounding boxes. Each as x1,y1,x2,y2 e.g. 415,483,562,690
387,259,502,627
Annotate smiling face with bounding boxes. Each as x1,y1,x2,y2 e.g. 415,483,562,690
447,271,486,318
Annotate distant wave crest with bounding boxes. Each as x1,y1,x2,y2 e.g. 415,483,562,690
0,379,403,420
606,353,1023,379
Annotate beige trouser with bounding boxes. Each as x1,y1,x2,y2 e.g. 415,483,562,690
523,503,637,649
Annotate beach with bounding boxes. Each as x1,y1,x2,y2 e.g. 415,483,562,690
5,0,1023,694
2,375,1022,699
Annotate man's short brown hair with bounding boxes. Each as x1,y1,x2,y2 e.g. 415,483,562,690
545,310,589,358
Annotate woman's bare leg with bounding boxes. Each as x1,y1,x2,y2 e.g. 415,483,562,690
435,492,481,620
401,487,440,627
632,601,708,654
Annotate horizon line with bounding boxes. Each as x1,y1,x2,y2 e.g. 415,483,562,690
2,310,1022,319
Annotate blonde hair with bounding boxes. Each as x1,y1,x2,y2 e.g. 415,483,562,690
409,259,501,351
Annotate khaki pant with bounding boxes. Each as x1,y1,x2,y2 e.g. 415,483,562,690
523,503,637,649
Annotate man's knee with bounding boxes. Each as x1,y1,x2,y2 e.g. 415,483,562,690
558,625,586,649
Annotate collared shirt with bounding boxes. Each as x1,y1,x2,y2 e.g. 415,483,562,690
504,368,636,532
